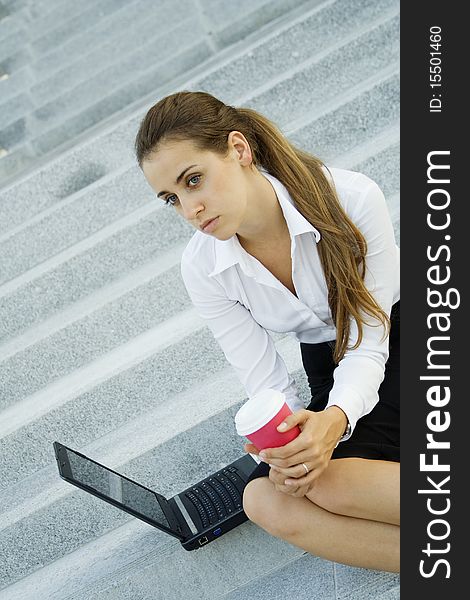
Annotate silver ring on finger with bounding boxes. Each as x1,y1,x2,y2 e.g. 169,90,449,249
301,462,309,475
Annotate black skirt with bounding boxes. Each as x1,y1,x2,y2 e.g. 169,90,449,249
246,301,400,484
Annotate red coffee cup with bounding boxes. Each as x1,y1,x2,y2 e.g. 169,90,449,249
234,389,301,450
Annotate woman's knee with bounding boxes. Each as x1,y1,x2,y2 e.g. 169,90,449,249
306,478,346,515
242,477,296,537
306,462,354,515
242,478,271,523
306,458,377,515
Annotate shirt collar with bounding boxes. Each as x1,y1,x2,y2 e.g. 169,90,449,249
262,170,321,242
209,169,321,277
208,236,245,277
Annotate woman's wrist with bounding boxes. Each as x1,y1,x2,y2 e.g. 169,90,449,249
326,405,349,440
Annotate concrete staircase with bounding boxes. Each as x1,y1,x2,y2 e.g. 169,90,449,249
0,0,400,598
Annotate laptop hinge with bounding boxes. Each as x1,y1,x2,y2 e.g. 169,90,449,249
172,494,198,535
167,496,196,538
154,494,187,540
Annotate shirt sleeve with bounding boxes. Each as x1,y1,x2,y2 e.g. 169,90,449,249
325,177,399,439
180,252,305,412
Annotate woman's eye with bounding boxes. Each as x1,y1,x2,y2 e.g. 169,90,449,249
163,175,200,205
164,194,178,206
188,174,201,187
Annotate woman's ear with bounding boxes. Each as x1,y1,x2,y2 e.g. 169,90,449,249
228,130,252,166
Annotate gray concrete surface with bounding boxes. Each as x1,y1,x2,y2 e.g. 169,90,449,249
0,0,400,598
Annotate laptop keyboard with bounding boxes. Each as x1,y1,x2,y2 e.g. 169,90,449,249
184,466,244,528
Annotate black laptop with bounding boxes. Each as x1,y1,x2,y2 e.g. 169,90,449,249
53,441,258,551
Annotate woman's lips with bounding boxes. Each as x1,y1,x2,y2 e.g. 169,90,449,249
202,216,220,233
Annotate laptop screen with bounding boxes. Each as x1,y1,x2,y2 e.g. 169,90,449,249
58,444,179,535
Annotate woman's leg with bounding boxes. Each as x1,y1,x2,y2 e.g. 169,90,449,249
243,476,400,573
306,457,400,525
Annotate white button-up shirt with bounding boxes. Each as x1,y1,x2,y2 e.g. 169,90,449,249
180,167,400,438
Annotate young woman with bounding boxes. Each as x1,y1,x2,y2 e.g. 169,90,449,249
135,91,400,573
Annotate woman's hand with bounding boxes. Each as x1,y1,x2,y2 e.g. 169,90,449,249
244,406,348,497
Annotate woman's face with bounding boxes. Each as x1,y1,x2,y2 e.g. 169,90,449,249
142,133,253,241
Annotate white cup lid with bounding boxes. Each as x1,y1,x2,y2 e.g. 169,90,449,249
235,389,285,436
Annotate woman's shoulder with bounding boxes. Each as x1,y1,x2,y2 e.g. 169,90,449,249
323,165,385,215
323,165,379,196
181,231,217,277
182,229,214,261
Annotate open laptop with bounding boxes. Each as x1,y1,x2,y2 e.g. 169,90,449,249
53,441,259,551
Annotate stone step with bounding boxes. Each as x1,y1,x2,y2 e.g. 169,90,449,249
0,2,113,72
0,321,292,503
31,44,213,157
0,0,318,123
0,318,225,490
0,0,396,189
0,0,185,130
30,0,187,100
30,0,301,81
0,518,297,600
0,120,26,156
200,0,316,49
3,20,211,152
29,0,130,57
0,12,27,47
28,0,109,42
0,0,27,19
0,0,156,105
0,163,154,283
8,0,399,147
0,18,27,62
0,3,9,20
220,556,400,600
239,17,399,129
0,248,190,415
0,113,139,222
0,321,291,508
0,0,322,174
0,202,193,343
0,142,33,180
0,64,32,103
0,91,32,131
0,68,398,286
193,0,398,102
22,0,84,23
0,44,31,79
0,0,397,220
0,335,308,591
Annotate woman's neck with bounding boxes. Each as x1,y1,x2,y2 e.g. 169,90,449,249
236,169,289,251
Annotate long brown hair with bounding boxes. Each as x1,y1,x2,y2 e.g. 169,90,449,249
135,91,390,363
